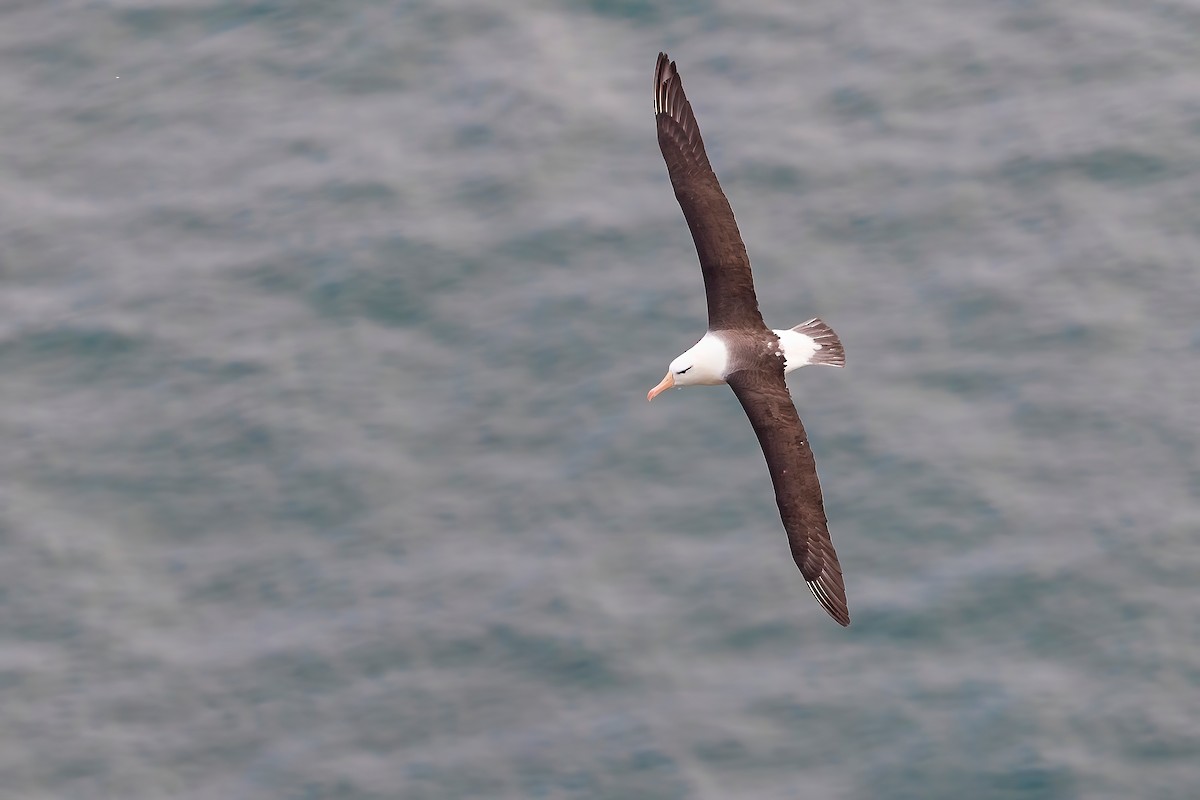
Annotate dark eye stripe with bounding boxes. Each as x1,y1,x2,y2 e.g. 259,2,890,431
678,366,692,374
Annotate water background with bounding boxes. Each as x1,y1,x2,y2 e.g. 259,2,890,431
2,2,1198,798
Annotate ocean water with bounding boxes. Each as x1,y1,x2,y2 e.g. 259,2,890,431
2,1,1198,798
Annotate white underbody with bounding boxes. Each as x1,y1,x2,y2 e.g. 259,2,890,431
666,319,843,389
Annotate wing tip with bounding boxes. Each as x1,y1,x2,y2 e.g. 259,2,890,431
803,543,850,626
654,51,678,116
809,579,851,627
654,51,709,170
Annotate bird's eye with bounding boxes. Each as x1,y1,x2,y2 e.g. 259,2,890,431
678,366,692,374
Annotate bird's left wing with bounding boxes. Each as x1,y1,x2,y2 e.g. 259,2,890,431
727,366,850,626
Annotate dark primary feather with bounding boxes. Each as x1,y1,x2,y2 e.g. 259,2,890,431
654,53,765,332
727,366,850,626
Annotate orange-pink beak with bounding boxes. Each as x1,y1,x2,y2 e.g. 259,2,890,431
646,371,675,402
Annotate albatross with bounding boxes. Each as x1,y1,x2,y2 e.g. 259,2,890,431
646,52,851,626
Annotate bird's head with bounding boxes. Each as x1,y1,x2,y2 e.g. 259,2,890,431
647,334,728,400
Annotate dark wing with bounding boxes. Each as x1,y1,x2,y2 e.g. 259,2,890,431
655,53,765,332
727,366,850,626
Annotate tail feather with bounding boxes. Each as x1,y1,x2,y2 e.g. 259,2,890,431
791,318,845,367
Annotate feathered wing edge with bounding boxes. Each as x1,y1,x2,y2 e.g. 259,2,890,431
654,52,764,332
727,367,850,626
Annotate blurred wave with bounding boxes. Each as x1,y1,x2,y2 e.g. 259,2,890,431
1,1,1197,798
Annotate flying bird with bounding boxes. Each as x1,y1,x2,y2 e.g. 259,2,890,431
647,52,851,626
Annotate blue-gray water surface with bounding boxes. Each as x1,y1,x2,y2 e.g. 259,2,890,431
2,2,1198,798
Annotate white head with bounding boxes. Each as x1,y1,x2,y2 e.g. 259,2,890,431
646,333,729,401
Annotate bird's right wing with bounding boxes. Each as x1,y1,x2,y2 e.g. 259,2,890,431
655,53,764,332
